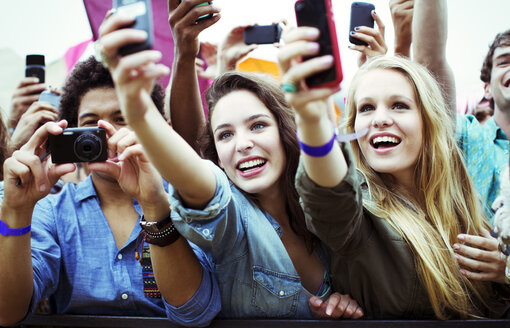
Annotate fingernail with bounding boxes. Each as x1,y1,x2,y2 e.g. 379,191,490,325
314,299,322,307
348,45,352,49
308,28,320,37
326,305,333,316
372,10,376,15
457,234,465,241
308,42,319,52
454,253,459,259
350,31,356,35
453,243,460,250
321,55,334,66
354,26,360,31
491,229,499,238
460,269,466,275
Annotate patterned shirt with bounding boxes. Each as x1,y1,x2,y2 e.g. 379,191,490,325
456,115,509,222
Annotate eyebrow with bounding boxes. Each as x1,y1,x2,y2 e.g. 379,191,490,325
357,95,414,105
213,113,272,134
494,52,510,61
78,110,123,121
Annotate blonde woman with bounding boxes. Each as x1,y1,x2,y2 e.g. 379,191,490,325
278,27,510,318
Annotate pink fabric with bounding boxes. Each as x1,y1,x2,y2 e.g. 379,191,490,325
64,38,93,75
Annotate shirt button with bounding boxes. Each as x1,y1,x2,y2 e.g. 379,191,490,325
117,254,123,260
121,293,128,300
279,291,285,296
203,229,210,236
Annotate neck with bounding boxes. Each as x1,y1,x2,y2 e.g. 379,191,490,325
256,185,289,227
91,173,133,206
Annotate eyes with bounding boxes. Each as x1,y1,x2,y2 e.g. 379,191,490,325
80,116,126,127
358,102,410,113
217,122,268,141
495,55,510,67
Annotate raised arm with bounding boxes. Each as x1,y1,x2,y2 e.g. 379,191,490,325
277,27,347,187
97,10,216,209
412,0,456,118
0,121,75,326
389,0,413,58
167,0,220,151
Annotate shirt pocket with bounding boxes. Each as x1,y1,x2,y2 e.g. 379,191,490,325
251,266,302,318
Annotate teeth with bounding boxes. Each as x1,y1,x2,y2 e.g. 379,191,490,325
372,136,400,145
239,159,265,170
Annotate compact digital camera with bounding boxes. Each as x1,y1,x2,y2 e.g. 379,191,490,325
48,127,107,164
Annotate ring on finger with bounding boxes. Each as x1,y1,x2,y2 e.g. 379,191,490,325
281,80,298,93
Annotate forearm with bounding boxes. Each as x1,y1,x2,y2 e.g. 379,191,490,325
169,55,206,151
412,0,456,117
296,115,347,188
128,96,215,209
0,206,34,326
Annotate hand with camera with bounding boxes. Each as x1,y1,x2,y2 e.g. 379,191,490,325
97,10,170,124
390,0,414,57
216,25,258,74
8,77,47,131
86,120,167,211
9,100,59,154
348,10,387,67
3,120,75,213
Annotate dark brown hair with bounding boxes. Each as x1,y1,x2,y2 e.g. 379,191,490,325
0,111,9,180
60,56,165,127
480,29,510,83
201,71,317,252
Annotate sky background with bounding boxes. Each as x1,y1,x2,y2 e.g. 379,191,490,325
1,0,509,112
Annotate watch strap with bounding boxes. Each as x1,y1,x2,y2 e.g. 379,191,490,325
0,219,31,236
140,214,180,247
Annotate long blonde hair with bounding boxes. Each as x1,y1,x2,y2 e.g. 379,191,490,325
344,56,491,319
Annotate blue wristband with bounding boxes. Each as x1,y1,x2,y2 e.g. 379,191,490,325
297,129,337,157
0,219,31,236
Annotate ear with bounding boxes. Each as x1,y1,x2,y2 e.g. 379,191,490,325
483,82,493,100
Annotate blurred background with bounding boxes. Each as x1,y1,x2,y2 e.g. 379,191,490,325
1,0,509,116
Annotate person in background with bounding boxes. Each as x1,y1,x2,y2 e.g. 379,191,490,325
7,77,47,135
0,56,219,327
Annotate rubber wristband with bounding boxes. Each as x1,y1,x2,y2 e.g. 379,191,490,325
297,130,337,157
0,219,31,236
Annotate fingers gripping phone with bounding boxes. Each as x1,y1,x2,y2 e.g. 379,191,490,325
25,54,45,83
179,1,213,22
38,90,61,111
244,24,282,45
113,0,154,56
294,0,343,88
349,2,375,46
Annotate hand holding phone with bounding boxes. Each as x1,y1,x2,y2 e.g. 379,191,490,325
349,2,375,46
244,24,281,45
113,0,154,56
38,90,61,111
294,0,343,88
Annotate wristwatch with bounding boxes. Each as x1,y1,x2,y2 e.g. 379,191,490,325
139,214,180,247
0,219,31,236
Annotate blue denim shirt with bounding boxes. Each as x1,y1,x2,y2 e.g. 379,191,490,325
169,161,328,319
26,176,220,327
456,115,509,222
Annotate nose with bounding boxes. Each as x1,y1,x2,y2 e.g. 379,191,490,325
371,107,393,128
235,132,254,153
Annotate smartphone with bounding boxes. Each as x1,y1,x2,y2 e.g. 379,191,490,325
25,54,45,83
349,2,375,46
113,0,154,56
179,1,213,22
48,127,107,164
244,24,281,45
39,90,60,111
294,0,343,88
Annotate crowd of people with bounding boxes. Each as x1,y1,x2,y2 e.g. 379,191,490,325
1,0,510,326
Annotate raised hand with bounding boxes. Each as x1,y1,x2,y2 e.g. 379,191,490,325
8,77,47,131
348,10,387,67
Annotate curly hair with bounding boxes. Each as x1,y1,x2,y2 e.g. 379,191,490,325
59,56,165,127
200,71,318,253
480,29,510,83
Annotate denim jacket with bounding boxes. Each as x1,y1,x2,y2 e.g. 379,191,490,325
169,161,328,318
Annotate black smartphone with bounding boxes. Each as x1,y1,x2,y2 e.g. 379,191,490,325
38,90,61,111
349,1,375,46
244,24,281,45
48,127,107,164
294,0,343,88
179,1,213,22
113,0,154,56
25,54,45,83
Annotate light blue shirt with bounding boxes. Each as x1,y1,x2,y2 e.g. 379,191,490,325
27,176,220,327
169,161,328,319
456,115,509,222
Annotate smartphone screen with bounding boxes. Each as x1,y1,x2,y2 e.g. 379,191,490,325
244,24,281,44
349,2,375,46
25,54,45,83
295,0,342,88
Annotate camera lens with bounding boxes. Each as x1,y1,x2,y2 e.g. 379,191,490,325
74,132,103,162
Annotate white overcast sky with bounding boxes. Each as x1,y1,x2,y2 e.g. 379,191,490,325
1,0,509,103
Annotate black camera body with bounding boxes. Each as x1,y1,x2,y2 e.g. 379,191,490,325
48,127,107,164
25,54,45,83
114,0,154,56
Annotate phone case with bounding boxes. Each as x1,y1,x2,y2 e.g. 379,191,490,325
349,2,375,46
244,24,281,44
25,54,45,83
294,0,343,88
113,0,154,56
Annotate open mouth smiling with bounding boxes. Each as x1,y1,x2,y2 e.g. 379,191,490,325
370,135,402,149
237,158,267,172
